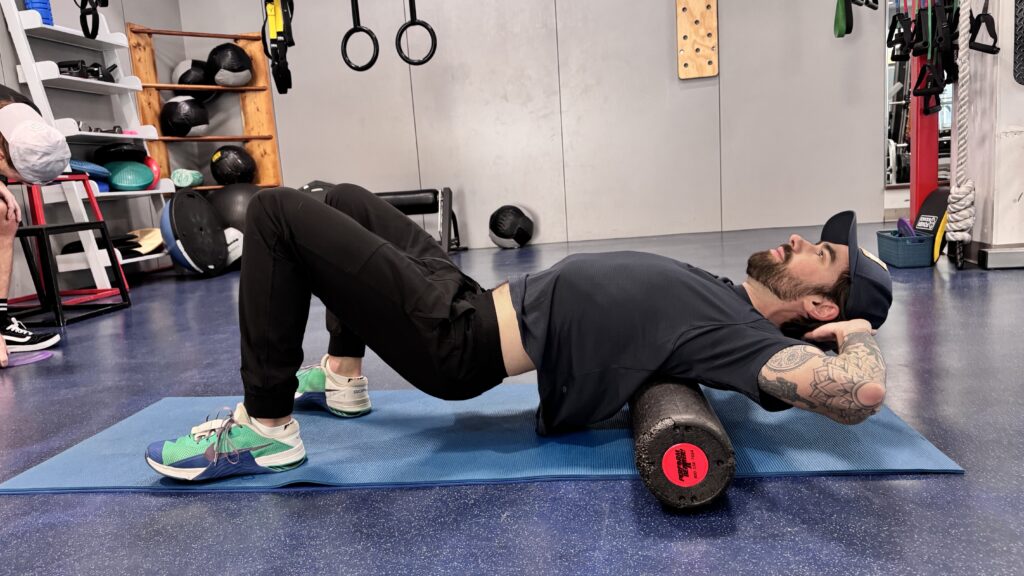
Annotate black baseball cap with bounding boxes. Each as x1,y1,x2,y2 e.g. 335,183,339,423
820,211,893,329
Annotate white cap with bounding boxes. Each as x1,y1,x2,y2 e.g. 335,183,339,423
0,103,70,184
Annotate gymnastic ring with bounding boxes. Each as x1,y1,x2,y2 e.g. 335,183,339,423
341,26,379,72
395,20,437,66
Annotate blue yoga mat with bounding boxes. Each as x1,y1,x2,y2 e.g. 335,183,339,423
0,386,962,494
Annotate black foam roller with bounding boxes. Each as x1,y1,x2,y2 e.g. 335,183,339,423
630,380,735,510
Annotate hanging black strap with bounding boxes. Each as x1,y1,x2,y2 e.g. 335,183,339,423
934,0,953,53
913,56,945,116
888,13,915,61
913,58,945,97
970,0,1001,54
76,0,109,40
274,0,294,93
933,0,959,83
262,0,295,93
911,8,931,56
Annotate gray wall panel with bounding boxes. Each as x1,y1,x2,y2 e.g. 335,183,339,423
167,1,889,248
718,0,885,231
557,0,722,241
178,0,421,193
409,0,567,247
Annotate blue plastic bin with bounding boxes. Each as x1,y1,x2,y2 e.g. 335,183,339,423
876,230,934,268
25,1,54,25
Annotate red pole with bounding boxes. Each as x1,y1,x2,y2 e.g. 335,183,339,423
908,6,938,221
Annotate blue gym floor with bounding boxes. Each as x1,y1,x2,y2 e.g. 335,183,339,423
2,222,1022,575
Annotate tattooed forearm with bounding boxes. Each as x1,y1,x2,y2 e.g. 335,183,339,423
759,331,887,425
765,346,820,371
757,374,818,409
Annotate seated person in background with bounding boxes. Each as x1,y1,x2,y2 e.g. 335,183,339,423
146,183,892,482
0,86,72,366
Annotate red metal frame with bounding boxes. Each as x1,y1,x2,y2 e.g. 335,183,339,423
10,174,129,306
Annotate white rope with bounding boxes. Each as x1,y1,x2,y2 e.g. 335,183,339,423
948,0,976,243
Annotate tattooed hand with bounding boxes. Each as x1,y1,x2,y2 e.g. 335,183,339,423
758,325,887,425
803,319,875,346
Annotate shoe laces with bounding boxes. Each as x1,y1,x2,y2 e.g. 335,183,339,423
6,318,31,336
191,408,241,465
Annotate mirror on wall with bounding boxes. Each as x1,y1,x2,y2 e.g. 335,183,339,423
885,0,953,187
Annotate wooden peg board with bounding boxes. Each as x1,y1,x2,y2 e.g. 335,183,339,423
677,0,719,79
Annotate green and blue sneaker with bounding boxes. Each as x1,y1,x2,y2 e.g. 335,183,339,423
294,355,372,417
145,402,306,481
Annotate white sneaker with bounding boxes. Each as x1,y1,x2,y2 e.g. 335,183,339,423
294,355,372,417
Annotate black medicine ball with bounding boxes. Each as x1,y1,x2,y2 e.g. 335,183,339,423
160,96,209,137
489,205,535,249
210,145,257,185
171,59,218,104
206,43,253,87
205,183,259,233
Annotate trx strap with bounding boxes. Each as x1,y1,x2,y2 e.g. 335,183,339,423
262,0,295,94
76,0,108,40
911,8,930,56
934,0,954,55
888,12,915,61
912,1,944,116
935,0,958,84
969,0,1001,54
913,61,944,115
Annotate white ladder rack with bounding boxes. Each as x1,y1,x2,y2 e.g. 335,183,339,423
0,1,172,288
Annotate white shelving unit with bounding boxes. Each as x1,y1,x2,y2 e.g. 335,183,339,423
90,182,175,201
57,246,166,272
16,60,142,95
1,2,170,287
40,178,175,204
55,119,159,143
19,9,126,51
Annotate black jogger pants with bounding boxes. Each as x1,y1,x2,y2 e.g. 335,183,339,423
240,184,507,418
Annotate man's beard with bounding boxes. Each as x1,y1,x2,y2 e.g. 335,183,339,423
747,245,826,301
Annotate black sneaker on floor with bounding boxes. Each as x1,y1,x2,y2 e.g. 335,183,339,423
2,318,60,352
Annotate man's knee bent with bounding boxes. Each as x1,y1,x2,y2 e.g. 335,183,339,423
245,187,301,231
324,183,374,212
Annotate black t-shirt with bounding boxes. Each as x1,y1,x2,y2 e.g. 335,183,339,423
508,251,805,435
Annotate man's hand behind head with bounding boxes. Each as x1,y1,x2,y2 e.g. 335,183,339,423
803,319,875,347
